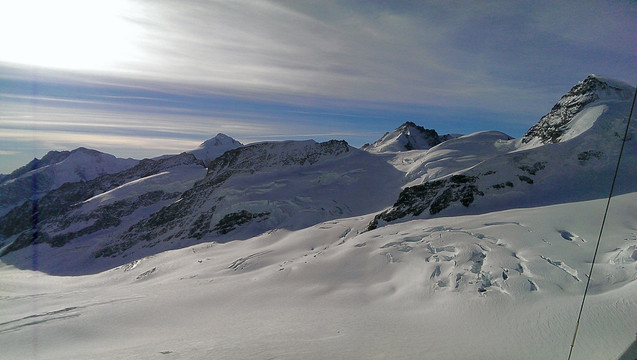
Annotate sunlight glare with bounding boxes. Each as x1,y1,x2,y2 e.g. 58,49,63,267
0,0,145,71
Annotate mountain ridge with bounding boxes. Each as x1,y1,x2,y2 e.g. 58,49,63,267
0,75,634,276
0,147,139,216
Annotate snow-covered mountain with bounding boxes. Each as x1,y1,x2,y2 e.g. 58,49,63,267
188,133,243,165
0,76,636,359
521,75,635,147
1,76,635,274
370,75,636,229
0,134,245,272
0,148,138,216
362,121,459,152
94,140,403,259
0,139,404,273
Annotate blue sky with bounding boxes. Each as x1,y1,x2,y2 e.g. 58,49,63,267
1,0,636,174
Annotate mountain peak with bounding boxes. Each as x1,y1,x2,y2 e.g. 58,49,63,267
521,75,635,146
189,134,243,165
200,133,240,147
398,121,420,129
3,147,120,182
363,122,443,152
572,74,634,100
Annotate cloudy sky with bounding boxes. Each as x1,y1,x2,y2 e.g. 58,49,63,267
1,0,636,173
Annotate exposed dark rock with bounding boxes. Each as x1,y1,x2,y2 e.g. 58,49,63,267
492,182,514,189
213,210,270,235
518,175,534,184
188,208,216,239
577,150,604,164
362,121,446,152
368,174,484,230
518,162,546,175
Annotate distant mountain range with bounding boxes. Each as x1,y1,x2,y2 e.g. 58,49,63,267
0,75,635,277
0,148,138,216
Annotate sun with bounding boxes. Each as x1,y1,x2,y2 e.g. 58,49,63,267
0,0,144,71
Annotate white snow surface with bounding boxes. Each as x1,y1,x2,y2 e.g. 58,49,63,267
0,148,139,216
1,194,636,359
559,104,607,142
389,130,515,186
79,164,206,212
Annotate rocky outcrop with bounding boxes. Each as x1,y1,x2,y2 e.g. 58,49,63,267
368,174,484,230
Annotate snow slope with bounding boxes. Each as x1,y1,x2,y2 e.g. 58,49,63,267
1,193,635,359
388,130,515,186
520,75,635,148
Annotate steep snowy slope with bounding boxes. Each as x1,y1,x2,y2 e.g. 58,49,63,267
362,121,459,152
0,152,204,259
92,140,405,269
371,75,636,228
0,148,138,215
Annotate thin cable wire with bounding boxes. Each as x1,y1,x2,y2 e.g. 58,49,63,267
567,85,637,360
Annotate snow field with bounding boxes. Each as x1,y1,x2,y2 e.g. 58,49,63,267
2,193,636,359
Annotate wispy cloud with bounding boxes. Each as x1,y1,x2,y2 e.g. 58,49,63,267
1,0,635,174
3,1,636,112
81,0,635,110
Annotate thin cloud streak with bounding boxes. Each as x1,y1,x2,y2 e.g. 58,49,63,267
0,103,280,139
